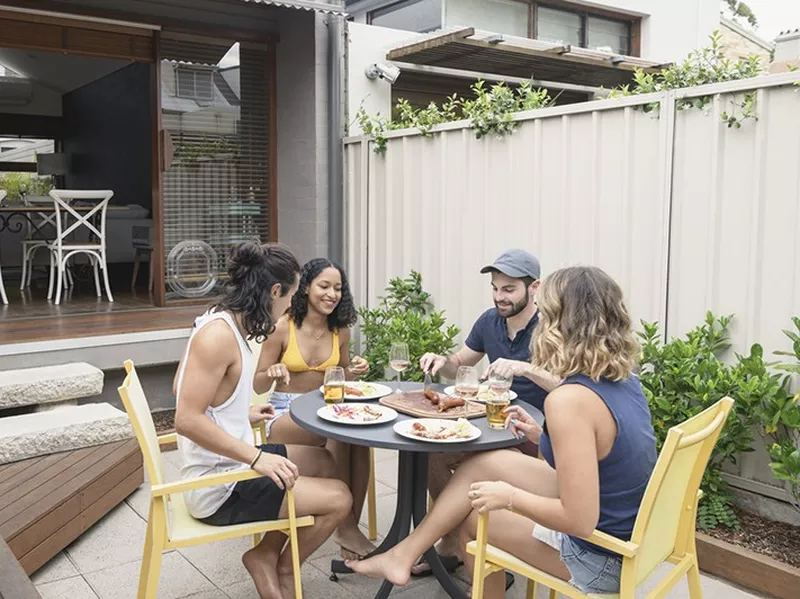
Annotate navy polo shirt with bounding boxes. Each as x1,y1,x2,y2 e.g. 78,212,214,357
465,309,547,411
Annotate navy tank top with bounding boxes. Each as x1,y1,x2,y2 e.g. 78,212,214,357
539,373,657,556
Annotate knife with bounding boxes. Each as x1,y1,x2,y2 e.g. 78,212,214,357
424,369,432,394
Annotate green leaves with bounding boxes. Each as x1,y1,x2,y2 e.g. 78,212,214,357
357,271,459,383
611,31,763,128
357,80,554,155
637,313,788,528
0,172,53,205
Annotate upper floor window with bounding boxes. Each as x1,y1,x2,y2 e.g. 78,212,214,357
536,4,632,55
176,68,214,102
368,0,443,33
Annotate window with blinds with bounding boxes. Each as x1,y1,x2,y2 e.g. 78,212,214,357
159,37,272,302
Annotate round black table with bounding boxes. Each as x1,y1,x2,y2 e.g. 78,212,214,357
289,382,545,599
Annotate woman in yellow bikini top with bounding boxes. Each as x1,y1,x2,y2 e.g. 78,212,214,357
280,317,340,373
254,258,375,560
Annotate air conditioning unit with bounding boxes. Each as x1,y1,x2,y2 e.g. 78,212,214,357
0,76,32,105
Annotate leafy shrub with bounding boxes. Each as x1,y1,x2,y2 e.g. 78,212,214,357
357,80,553,155
766,317,800,512
637,313,784,529
358,271,459,383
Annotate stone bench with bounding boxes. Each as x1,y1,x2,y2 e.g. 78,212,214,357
0,404,133,465
0,363,103,410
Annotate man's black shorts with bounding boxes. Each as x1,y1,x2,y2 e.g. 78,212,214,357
198,443,288,526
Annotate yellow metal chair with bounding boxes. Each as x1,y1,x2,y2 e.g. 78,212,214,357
118,360,314,599
468,397,734,599
247,338,379,541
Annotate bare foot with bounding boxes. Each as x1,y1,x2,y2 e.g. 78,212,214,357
278,568,296,599
334,526,376,560
345,549,412,587
243,548,283,599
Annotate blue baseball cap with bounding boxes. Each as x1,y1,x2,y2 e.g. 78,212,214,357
480,249,541,280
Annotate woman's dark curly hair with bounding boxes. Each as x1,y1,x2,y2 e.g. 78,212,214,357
211,241,300,343
290,258,358,331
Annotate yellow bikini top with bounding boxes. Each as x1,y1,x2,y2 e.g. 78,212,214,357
281,319,340,373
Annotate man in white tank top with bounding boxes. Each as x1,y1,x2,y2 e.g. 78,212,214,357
173,242,352,599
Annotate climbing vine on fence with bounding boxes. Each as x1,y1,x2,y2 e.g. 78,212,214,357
357,80,553,155
609,31,764,128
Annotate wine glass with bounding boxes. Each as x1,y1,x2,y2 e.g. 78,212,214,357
488,371,513,396
389,342,410,393
455,365,479,418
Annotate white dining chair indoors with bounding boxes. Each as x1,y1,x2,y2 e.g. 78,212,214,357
47,189,115,305
0,190,7,304
20,194,73,291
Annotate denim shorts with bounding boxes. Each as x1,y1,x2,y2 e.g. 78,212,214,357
263,392,301,436
533,525,622,594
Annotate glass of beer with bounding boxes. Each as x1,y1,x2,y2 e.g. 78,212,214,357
323,366,345,405
486,391,511,430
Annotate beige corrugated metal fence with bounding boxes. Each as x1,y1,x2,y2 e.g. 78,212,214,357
344,71,800,504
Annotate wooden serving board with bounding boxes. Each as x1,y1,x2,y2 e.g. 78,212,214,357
379,391,486,420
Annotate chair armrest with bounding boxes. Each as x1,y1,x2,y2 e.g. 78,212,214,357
157,433,178,445
502,508,638,558
582,530,638,558
151,467,262,497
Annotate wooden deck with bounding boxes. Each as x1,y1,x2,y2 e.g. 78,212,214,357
0,439,143,575
0,305,200,344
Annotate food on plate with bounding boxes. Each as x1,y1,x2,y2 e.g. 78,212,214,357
423,389,440,405
438,395,465,412
330,404,384,422
409,418,474,440
345,385,364,397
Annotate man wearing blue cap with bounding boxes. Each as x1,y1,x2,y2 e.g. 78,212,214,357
420,248,556,411
413,249,560,578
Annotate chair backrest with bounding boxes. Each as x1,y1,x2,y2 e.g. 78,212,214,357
118,359,166,487
23,195,60,236
625,397,734,584
49,189,114,248
0,190,6,203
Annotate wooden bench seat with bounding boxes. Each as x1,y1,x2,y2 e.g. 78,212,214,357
0,438,143,575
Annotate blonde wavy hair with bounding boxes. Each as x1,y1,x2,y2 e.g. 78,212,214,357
531,266,639,382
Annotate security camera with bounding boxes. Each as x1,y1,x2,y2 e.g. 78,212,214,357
365,62,401,84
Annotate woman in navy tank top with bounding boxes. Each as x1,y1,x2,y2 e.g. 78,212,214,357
348,266,657,596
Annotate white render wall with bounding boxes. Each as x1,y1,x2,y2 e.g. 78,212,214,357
444,0,720,63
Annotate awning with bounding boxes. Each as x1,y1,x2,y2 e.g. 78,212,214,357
238,0,346,15
386,28,665,89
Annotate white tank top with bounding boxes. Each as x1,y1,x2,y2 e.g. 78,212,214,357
176,310,254,519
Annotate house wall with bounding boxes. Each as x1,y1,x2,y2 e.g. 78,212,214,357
346,22,424,135
349,0,719,62
719,21,772,65
62,62,152,210
446,0,720,62
275,9,334,263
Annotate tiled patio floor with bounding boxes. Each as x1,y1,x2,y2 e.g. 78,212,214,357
32,448,765,599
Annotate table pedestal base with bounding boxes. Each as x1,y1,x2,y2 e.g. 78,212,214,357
330,451,468,598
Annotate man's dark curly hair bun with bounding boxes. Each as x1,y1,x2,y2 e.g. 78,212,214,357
212,241,300,342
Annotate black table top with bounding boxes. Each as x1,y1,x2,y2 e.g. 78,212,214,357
289,382,545,454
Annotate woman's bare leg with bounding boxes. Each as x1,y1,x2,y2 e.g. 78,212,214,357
327,439,375,558
457,509,569,599
347,449,558,586
243,445,347,599
268,414,327,447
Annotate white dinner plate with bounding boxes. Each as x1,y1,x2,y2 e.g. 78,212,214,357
317,403,398,426
318,381,393,401
393,418,481,444
443,385,518,401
